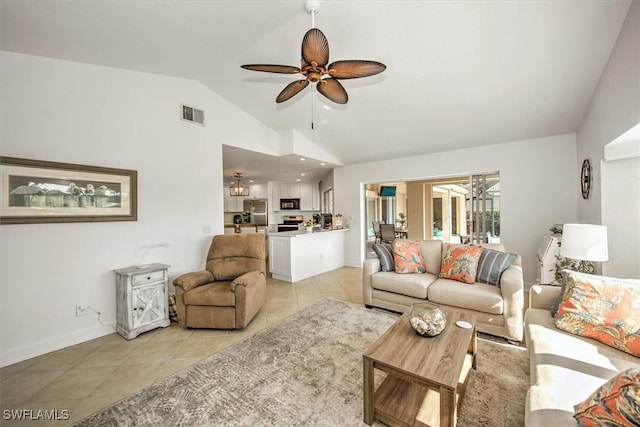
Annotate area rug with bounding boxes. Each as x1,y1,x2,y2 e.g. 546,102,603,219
75,299,529,426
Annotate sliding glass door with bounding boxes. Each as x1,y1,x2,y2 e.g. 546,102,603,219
426,173,500,243
468,173,500,244
366,197,378,239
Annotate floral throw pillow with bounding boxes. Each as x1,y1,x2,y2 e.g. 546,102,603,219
392,240,426,274
574,367,640,427
554,270,640,357
439,244,484,284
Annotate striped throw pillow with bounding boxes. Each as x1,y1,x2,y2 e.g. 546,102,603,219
476,248,516,287
372,243,395,272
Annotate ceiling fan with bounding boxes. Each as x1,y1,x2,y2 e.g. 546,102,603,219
240,2,386,105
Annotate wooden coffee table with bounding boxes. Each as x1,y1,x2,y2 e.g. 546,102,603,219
363,308,477,427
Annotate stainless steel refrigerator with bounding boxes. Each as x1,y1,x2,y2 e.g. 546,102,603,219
243,199,268,226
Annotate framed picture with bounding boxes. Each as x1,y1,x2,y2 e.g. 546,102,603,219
0,157,137,224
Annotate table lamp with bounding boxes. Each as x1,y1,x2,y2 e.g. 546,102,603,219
560,223,609,274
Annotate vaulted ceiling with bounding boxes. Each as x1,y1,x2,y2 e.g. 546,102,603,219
1,0,632,182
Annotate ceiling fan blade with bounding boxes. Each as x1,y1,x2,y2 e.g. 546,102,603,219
327,60,386,79
317,78,348,104
301,28,329,67
241,64,301,74
276,79,310,103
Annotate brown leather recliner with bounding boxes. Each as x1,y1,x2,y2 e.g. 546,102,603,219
173,233,267,329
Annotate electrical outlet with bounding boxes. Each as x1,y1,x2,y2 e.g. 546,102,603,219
76,304,89,317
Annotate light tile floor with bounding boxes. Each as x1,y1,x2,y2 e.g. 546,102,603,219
0,267,365,426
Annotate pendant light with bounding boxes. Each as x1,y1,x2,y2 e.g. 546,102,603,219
229,173,250,197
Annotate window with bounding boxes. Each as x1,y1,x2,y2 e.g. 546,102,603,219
323,188,334,214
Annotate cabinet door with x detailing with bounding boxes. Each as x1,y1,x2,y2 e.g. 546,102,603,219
131,281,166,329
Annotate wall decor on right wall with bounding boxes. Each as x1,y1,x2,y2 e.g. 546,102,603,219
581,159,592,199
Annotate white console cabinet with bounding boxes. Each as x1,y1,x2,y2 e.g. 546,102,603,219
114,263,170,340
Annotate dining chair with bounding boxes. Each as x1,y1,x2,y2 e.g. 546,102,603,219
394,228,408,239
372,221,382,243
379,224,396,243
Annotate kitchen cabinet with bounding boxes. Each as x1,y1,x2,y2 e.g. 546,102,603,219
280,183,300,199
313,185,320,210
272,182,320,211
114,263,170,340
248,183,267,200
226,195,245,212
271,183,281,211
224,186,245,212
225,184,267,212
300,183,320,211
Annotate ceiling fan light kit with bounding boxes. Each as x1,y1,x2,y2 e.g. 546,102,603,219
241,1,386,105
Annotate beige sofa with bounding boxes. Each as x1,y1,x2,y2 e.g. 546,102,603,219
363,241,524,342
524,285,640,426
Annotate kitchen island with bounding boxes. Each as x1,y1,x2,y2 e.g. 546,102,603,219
268,228,349,282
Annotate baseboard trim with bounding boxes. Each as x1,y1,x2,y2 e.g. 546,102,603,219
0,323,115,368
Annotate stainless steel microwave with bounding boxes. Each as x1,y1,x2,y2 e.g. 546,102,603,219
280,198,300,210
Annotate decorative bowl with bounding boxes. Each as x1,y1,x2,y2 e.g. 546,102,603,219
409,302,446,337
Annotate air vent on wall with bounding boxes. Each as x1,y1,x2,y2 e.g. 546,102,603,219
181,104,205,125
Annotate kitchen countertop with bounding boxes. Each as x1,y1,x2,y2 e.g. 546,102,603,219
268,228,349,237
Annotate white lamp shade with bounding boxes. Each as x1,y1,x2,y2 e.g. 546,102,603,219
560,223,609,262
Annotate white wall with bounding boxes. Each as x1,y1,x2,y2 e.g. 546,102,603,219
333,134,578,286
576,0,639,224
601,157,640,278
0,52,277,366
575,0,639,279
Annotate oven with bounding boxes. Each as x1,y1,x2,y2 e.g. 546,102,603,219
278,215,303,232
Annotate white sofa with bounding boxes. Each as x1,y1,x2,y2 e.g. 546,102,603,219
524,285,640,426
362,240,524,342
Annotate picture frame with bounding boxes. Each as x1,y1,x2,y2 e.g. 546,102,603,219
0,157,137,224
